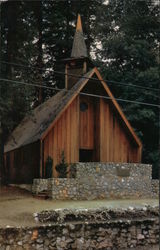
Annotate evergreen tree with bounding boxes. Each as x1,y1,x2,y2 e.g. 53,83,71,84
95,0,160,177
0,0,35,179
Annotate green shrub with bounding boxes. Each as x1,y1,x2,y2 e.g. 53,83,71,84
55,151,68,178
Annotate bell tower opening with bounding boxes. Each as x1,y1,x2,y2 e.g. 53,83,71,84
65,58,88,89
63,14,92,90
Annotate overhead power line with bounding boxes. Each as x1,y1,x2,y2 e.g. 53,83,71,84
1,60,160,92
1,60,160,100
0,77,160,108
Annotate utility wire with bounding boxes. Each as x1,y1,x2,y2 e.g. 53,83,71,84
0,77,58,91
1,60,160,92
1,59,160,99
1,71,159,100
0,77,160,108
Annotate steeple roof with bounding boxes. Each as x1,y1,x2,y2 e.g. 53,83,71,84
71,14,88,58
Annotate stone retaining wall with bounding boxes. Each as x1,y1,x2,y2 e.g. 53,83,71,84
32,178,49,194
151,180,159,197
32,163,158,200
48,178,77,200
0,217,159,249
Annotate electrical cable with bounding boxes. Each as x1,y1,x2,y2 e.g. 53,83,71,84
1,60,160,92
0,77,160,108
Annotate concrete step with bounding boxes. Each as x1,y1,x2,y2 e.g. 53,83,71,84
33,191,49,200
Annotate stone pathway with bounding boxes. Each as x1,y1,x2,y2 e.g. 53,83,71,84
0,186,158,227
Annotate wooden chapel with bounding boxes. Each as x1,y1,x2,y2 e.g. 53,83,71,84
4,15,142,183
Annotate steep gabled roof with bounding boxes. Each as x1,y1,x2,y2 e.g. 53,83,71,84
4,69,94,153
4,67,142,153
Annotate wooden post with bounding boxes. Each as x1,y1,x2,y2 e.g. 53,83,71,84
40,140,43,178
65,64,68,89
83,61,87,74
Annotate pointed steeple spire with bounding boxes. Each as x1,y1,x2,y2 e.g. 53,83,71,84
76,14,83,32
71,14,88,58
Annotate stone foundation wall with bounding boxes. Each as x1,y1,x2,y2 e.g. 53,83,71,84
32,179,49,194
48,178,77,200
151,180,159,197
32,163,158,200
0,217,159,249
73,163,153,199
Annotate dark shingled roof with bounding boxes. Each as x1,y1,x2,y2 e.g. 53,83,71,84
71,30,88,58
4,69,94,153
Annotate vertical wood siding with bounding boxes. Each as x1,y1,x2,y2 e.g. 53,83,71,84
43,96,79,177
100,98,141,163
93,99,100,161
4,142,40,184
43,95,141,177
79,96,94,149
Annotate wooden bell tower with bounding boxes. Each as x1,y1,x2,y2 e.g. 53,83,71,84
65,14,89,89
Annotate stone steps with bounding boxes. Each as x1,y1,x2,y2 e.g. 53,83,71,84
33,191,49,200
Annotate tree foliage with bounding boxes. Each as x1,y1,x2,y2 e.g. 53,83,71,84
0,0,159,178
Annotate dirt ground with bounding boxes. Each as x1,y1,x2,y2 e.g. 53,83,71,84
0,186,159,227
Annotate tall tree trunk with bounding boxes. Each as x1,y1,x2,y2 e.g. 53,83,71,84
33,0,43,105
0,0,19,183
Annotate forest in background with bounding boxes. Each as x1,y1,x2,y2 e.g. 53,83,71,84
0,0,159,178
